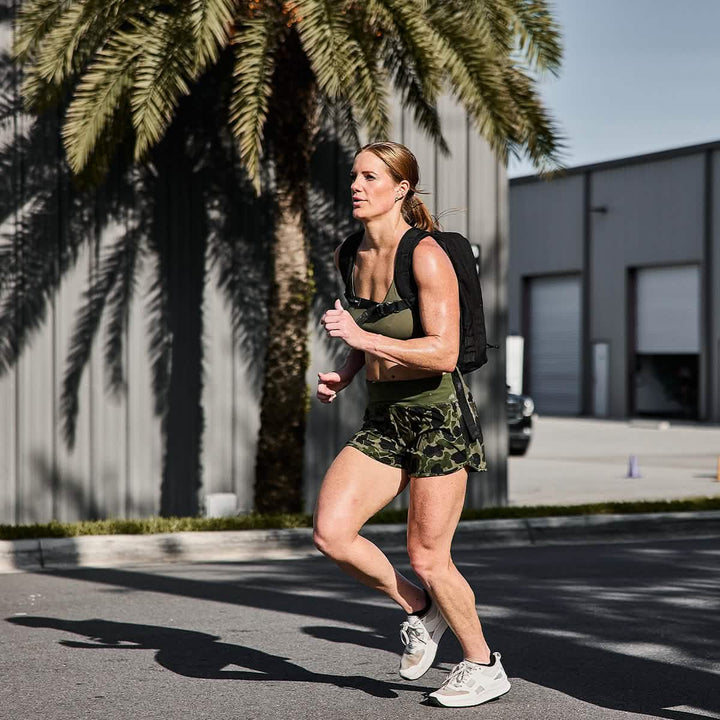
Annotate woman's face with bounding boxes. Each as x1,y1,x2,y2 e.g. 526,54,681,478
350,151,406,221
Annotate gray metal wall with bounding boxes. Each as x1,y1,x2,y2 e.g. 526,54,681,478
590,155,705,418
510,144,719,422
508,175,584,336
1,10,508,526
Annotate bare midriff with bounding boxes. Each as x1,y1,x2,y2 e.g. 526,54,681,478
364,356,443,383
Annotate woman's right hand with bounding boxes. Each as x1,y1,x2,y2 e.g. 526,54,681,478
316,370,351,403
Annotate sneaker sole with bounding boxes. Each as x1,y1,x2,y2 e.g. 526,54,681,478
398,620,449,681
428,679,511,707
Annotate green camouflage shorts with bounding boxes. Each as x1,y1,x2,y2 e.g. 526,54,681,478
346,375,487,478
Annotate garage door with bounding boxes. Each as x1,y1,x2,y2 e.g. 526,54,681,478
636,265,700,353
527,275,582,414
634,265,700,419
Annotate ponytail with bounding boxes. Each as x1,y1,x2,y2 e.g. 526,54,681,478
401,192,437,231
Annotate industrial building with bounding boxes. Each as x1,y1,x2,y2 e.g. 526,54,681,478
509,141,720,423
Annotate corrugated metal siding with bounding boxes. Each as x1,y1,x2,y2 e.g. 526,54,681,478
0,15,508,523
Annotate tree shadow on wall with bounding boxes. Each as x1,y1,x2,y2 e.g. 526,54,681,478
0,38,354,520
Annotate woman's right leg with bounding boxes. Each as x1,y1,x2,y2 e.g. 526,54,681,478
313,446,426,614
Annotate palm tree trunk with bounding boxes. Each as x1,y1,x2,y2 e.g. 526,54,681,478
253,28,317,515
254,191,311,514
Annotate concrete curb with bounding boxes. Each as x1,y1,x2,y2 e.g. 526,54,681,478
2,510,720,574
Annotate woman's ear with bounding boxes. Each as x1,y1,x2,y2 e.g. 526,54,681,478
396,179,410,200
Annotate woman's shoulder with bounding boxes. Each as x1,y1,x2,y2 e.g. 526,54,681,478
412,233,447,264
411,234,454,284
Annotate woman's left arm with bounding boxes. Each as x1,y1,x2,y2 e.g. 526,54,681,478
321,237,460,373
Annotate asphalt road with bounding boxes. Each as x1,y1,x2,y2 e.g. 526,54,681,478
1,537,719,720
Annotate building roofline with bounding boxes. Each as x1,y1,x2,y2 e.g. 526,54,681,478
510,138,720,186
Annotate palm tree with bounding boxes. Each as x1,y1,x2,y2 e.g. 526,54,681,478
9,0,562,515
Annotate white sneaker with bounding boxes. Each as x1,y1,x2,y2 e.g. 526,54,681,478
398,601,448,680
428,652,511,707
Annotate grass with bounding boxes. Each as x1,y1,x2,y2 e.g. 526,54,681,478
1,496,719,542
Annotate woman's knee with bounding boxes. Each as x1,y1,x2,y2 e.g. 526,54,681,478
407,545,449,586
313,522,355,561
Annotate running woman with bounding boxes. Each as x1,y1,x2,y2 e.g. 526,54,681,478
314,141,510,708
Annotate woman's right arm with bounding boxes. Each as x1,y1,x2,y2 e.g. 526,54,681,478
317,244,366,404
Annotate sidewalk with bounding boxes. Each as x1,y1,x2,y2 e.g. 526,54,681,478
2,416,719,574
509,415,720,506
2,510,720,574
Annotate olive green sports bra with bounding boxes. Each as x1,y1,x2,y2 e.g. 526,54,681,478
347,275,423,340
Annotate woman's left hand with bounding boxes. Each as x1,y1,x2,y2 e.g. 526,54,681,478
321,299,367,350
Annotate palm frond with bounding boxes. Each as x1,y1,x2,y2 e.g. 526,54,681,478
432,10,516,160
31,1,87,86
365,0,444,100
229,13,279,193
348,0,449,147
190,0,236,69
62,27,141,174
294,0,396,144
503,62,565,170
505,0,562,73
293,0,356,98
129,10,198,162
472,0,514,55
12,0,74,61
340,32,390,142
29,0,147,91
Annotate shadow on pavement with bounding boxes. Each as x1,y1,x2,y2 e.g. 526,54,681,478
8,537,720,719
6,615,431,700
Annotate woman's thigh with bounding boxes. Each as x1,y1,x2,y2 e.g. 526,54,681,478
406,469,467,556
314,446,408,539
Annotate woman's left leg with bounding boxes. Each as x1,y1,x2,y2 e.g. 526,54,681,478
406,469,491,663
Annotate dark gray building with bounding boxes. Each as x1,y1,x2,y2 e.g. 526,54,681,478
509,141,720,423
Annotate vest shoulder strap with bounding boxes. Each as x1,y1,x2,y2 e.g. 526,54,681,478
337,231,364,303
393,227,429,306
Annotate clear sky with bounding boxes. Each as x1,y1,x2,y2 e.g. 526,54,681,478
508,0,720,178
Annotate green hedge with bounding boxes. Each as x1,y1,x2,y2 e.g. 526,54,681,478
1,496,719,541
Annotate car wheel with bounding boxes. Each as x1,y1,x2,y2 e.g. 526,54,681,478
509,441,530,456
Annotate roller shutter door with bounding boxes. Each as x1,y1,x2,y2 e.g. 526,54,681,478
528,275,582,414
636,265,700,353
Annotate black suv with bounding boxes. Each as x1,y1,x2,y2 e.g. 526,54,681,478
506,388,534,456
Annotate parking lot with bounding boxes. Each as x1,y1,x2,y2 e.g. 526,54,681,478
508,416,720,507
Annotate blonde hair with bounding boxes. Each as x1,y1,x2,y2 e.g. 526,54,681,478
356,141,437,231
